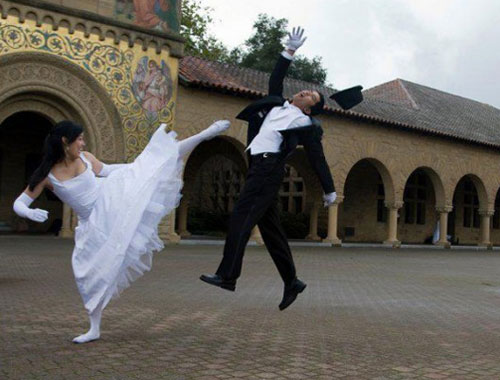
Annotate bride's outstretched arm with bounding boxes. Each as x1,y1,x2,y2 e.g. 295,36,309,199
13,180,50,223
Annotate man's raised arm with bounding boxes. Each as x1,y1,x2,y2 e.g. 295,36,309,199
268,27,307,96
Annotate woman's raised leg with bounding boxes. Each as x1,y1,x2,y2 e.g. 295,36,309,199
177,120,230,158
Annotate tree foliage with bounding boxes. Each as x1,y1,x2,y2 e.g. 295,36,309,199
180,4,328,84
180,0,229,61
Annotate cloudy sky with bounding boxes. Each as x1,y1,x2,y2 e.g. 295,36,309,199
199,0,500,108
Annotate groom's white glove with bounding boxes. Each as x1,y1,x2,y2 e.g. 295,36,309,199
323,192,337,207
13,193,49,222
285,26,307,51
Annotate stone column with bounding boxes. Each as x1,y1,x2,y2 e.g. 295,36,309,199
177,199,191,238
159,211,180,244
323,195,344,246
249,226,264,245
384,201,403,248
306,201,321,241
435,206,452,248
59,203,73,238
479,209,494,249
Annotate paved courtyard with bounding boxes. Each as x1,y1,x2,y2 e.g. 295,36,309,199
2,236,500,379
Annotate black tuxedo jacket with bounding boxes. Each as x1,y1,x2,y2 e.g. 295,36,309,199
236,54,335,194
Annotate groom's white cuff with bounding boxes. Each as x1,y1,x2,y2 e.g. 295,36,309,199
281,50,294,61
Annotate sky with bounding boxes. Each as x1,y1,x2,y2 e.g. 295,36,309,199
198,0,500,109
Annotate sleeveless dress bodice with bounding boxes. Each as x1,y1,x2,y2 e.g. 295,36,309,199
48,154,102,221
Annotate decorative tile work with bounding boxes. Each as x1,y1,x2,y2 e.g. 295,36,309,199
114,0,180,33
0,20,177,160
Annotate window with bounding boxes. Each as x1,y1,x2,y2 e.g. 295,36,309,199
279,165,305,214
404,172,427,225
463,179,480,228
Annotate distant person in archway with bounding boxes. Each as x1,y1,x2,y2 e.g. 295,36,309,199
13,119,230,343
200,27,337,311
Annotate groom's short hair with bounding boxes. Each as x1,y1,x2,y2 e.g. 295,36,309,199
309,92,325,116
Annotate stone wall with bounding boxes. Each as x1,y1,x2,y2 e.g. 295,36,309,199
176,86,500,245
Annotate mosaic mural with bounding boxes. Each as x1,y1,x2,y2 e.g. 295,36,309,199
0,21,176,160
115,0,180,33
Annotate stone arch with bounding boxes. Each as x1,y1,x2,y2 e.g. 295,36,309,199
398,167,445,243
449,174,489,245
340,158,396,243
452,174,488,211
177,136,247,237
405,166,446,208
343,157,396,204
0,52,125,162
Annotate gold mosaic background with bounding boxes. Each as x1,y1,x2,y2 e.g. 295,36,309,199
0,17,178,161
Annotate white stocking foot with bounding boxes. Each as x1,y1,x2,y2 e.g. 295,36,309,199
72,329,100,344
201,120,230,140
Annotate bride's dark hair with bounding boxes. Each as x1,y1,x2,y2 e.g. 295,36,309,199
28,120,84,191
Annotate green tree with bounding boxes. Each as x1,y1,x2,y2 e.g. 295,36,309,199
180,0,229,61
180,5,328,85
232,14,328,85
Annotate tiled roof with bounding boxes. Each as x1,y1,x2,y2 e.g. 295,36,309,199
355,79,500,147
179,56,500,149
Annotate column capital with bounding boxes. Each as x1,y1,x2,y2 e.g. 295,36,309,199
333,195,344,205
479,209,495,217
384,200,403,209
436,205,453,213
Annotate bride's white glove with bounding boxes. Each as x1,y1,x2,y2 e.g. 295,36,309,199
13,193,49,222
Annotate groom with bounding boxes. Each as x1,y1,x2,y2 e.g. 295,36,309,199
201,27,337,310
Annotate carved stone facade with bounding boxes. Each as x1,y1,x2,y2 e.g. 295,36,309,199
0,0,182,239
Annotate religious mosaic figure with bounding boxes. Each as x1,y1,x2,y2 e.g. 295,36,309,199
132,57,173,116
115,0,180,32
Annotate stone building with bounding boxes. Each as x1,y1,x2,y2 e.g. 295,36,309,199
2,1,500,248
176,56,500,248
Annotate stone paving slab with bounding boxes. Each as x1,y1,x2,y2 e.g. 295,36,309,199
2,236,500,379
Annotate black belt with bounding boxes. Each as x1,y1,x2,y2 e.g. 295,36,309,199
251,152,281,159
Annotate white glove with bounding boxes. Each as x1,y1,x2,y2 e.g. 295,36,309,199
323,192,337,207
285,26,307,51
13,193,49,223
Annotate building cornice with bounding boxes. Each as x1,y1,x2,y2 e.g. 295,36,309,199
0,0,185,57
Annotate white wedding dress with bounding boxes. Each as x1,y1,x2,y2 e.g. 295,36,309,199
48,126,183,314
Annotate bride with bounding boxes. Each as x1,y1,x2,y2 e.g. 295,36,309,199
13,119,230,343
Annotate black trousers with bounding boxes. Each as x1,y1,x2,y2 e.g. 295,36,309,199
216,153,296,285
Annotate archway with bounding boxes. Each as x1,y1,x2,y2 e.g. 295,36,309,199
451,175,488,245
0,112,60,233
0,52,124,162
179,137,247,238
341,158,395,243
0,52,125,236
399,168,443,244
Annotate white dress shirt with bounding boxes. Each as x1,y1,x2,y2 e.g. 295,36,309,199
247,101,311,155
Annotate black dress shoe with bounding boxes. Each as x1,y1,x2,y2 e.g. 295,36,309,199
279,278,307,311
200,274,236,291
